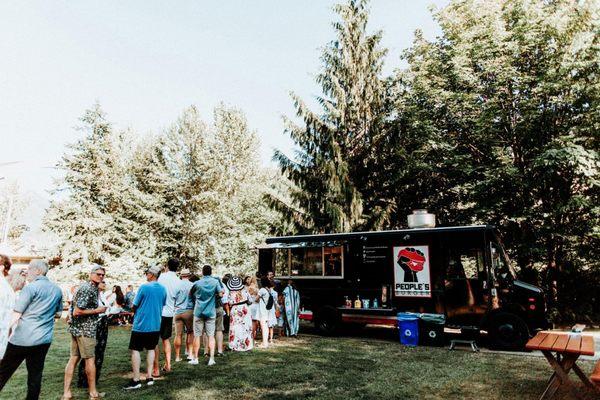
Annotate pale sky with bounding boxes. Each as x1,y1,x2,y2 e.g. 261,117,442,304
0,0,448,233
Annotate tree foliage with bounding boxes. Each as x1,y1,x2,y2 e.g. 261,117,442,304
273,0,390,233
0,182,29,246
45,103,275,278
44,104,135,266
272,0,599,320
395,0,599,293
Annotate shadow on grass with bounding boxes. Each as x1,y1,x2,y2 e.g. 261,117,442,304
1,321,598,400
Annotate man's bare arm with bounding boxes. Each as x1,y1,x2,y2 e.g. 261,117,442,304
73,306,106,317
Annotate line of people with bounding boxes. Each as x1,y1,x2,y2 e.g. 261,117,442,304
0,255,301,399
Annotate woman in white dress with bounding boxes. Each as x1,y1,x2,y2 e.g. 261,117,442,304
245,276,260,340
267,287,278,343
256,277,273,348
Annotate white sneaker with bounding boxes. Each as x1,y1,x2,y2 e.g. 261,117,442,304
207,358,216,366
186,355,193,360
188,358,199,365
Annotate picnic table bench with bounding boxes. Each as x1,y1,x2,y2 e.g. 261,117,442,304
526,329,597,399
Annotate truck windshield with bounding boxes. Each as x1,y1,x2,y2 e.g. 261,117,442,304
490,238,517,282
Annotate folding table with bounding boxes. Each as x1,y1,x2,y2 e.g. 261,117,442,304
526,331,596,399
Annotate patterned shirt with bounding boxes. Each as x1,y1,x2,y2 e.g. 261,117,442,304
68,281,99,338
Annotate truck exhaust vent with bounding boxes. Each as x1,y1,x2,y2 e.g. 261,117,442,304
407,210,436,229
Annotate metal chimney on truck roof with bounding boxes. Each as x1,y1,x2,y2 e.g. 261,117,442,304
407,209,436,229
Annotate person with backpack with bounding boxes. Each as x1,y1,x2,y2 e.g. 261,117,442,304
256,277,274,348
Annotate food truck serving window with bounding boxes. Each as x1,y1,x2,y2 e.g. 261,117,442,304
291,247,323,276
274,249,289,276
273,246,344,278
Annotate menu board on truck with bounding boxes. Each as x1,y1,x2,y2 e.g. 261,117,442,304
393,245,432,298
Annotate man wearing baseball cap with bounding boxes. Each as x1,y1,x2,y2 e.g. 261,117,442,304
123,266,166,390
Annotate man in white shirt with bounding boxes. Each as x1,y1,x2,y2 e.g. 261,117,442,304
153,258,180,376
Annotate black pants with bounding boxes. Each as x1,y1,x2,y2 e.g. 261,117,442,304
77,316,109,387
0,342,51,400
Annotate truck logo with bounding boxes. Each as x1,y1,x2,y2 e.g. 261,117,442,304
397,248,425,282
393,245,432,298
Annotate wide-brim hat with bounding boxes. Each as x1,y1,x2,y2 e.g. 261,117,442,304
226,276,244,291
180,268,191,276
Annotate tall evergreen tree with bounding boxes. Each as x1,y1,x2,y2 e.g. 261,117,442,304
128,104,276,273
144,106,218,270
44,104,135,265
46,103,277,276
209,104,277,273
273,0,390,233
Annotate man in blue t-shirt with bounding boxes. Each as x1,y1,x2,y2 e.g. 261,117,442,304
123,266,166,390
189,264,223,366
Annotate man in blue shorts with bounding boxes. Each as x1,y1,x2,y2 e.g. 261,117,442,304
123,266,166,390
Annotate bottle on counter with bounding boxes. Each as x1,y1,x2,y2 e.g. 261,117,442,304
372,298,379,309
354,295,362,309
344,296,351,308
381,285,389,308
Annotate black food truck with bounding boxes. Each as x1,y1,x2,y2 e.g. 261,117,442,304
258,214,549,350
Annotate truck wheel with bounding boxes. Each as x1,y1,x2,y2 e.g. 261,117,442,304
314,306,340,336
488,312,529,351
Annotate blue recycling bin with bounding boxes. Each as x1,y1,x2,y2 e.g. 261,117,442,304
397,312,419,346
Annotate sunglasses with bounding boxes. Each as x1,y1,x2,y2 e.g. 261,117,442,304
94,272,105,277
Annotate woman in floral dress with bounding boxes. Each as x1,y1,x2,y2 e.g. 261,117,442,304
227,276,253,351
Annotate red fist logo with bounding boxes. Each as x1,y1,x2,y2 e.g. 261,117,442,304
397,248,426,283
398,248,425,272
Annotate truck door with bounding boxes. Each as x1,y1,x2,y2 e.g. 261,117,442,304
443,245,489,326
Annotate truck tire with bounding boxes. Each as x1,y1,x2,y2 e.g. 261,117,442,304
488,312,529,351
314,306,340,336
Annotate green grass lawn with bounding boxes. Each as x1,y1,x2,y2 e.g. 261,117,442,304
1,321,597,399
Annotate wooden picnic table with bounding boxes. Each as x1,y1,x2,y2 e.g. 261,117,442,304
526,330,597,399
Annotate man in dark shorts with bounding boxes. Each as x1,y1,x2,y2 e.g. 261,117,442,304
123,266,166,390
153,258,180,376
